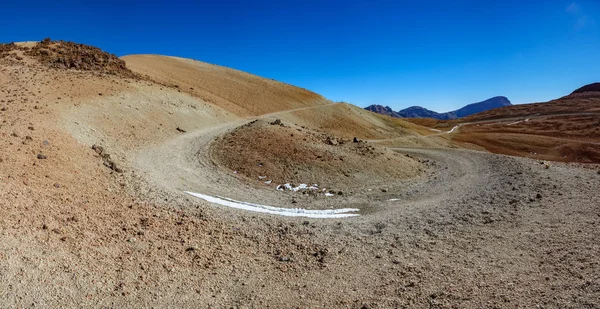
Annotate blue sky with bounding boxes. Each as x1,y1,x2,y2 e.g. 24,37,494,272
1,0,599,112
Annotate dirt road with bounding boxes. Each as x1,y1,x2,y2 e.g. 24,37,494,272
127,115,600,307
2,108,596,307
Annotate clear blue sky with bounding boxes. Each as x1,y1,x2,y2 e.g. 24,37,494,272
1,0,599,112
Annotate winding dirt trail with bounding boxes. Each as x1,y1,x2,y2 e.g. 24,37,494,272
126,95,600,308
133,103,360,213
131,117,600,307
132,105,522,219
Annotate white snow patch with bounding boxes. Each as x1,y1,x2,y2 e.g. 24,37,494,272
276,183,319,192
388,198,401,201
325,192,335,197
429,128,442,132
185,191,359,218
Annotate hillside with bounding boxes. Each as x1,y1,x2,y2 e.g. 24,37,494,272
366,96,512,120
572,82,600,94
453,91,600,123
406,87,600,163
122,54,329,116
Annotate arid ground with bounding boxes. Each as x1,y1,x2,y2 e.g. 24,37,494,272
405,92,600,163
0,40,598,308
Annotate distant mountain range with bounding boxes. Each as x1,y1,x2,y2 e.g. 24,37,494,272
365,96,512,120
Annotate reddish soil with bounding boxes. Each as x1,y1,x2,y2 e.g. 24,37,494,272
455,92,600,123
211,119,422,191
406,93,600,163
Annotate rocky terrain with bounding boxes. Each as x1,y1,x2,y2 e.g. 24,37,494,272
2,39,137,78
0,39,598,308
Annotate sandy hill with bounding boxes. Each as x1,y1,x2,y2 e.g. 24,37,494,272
121,54,329,116
122,53,433,143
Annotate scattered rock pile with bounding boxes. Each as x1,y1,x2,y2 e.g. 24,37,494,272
270,119,283,126
0,42,27,60
92,144,123,173
16,38,138,78
323,135,345,146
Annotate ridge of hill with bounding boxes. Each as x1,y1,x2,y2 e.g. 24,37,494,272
364,105,403,118
572,82,600,94
121,54,328,116
2,38,137,78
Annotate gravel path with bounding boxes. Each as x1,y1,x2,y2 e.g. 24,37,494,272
128,114,600,308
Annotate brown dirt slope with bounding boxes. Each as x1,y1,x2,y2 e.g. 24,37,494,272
457,91,600,123
211,119,421,191
282,102,432,140
122,54,329,116
403,91,600,163
121,55,432,144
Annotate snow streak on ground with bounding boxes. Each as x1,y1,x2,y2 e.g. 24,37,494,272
276,183,319,192
185,191,360,218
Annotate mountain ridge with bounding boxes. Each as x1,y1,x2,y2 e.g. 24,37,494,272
365,96,512,120
571,82,600,94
